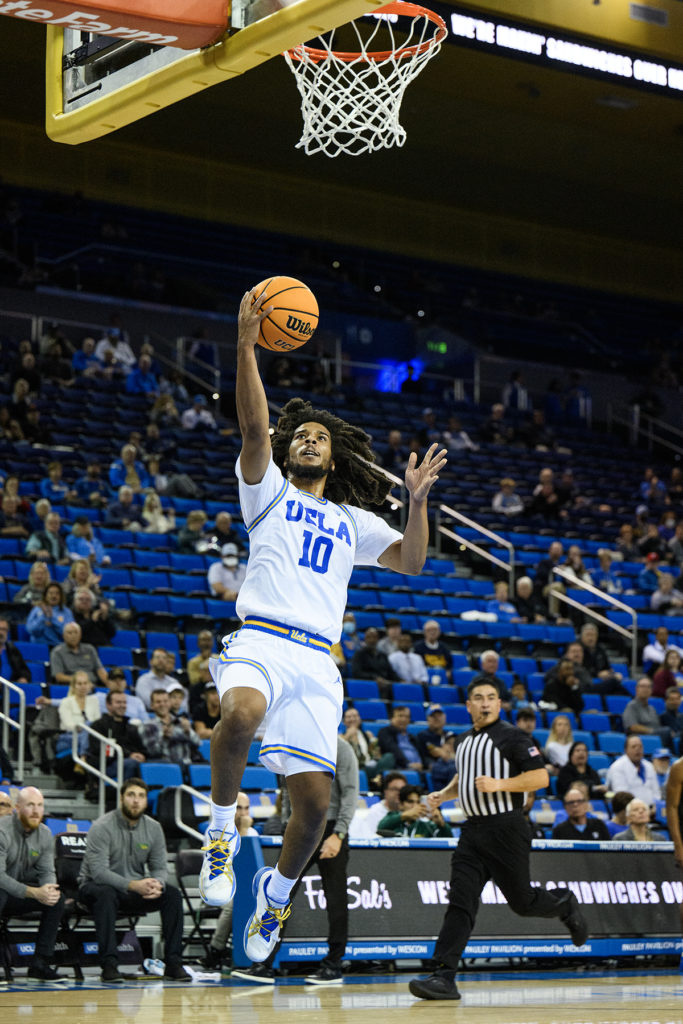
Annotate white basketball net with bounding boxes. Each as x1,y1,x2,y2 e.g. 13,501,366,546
283,3,446,158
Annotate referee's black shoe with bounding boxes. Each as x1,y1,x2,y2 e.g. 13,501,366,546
409,972,461,1000
560,893,589,947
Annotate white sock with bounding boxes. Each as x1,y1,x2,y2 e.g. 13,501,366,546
265,866,297,905
210,800,236,835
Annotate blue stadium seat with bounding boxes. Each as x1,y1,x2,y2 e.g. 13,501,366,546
133,549,171,568
241,765,278,790
582,694,604,712
110,629,142,649
597,732,627,755
347,679,380,700
580,712,611,733
427,685,459,704
587,752,610,773
508,657,538,678
188,764,212,790
140,762,183,811
131,594,170,614
392,683,425,703
169,553,206,572
444,705,471,726
147,631,180,653
605,695,630,716
99,647,133,667
169,595,208,618
425,667,450,687
352,699,389,721
15,641,50,662
571,730,595,750
99,568,132,589
544,710,577,730
131,570,171,591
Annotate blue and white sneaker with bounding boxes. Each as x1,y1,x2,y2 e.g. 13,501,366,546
244,867,292,962
199,826,241,906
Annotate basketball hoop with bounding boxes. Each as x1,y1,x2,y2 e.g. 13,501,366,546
283,1,447,158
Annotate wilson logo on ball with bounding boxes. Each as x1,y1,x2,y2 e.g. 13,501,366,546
286,316,314,336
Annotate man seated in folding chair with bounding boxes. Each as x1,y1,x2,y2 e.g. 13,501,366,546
77,777,190,983
0,786,67,982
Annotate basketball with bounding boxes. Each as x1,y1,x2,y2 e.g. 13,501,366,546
252,276,319,352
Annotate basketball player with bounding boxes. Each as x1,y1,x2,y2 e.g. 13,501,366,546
199,286,447,966
409,678,589,1001
665,757,683,936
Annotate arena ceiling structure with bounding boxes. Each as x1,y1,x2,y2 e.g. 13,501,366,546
0,0,681,299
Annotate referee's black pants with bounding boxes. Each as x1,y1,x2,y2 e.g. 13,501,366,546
433,812,572,971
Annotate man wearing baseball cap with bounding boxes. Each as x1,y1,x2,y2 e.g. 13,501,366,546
416,705,450,769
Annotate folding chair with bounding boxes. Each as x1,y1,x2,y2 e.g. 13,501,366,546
175,848,221,956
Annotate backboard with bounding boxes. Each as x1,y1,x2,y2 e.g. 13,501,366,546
43,0,388,144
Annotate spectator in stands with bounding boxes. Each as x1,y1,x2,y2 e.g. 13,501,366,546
50,621,108,689
350,627,399,698
669,522,683,567
413,619,453,682
471,650,509,703
415,704,450,768
479,403,513,444
71,336,102,377
181,394,216,431
10,351,41,393
0,616,30,682
485,579,518,622
73,460,108,508
0,494,29,539
40,341,73,384
210,511,245,554
492,477,524,518
87,690,147,785
25,511,69,565
638,524,668,563
72,587,116,648
441,416,478,452
169,682,191,720
527,479,566,521
639,467,667,508
550,787,610,841
105,485,144,531
125,354,158,396
193,684,221,740
139,689,200,768
380,429,410,473
6,377,31,425
140,491,175,534
23,406,52,445
593,549,622,594
651,651,683,700
377,706,424,773
109,444,150,496
96,668,148,724
416,408,441,448
509,681,535,712
150,392,181,429
62,558,102,608
0,791,12,813
533,541,564,614
208,543,247,601
612,798,666,842
651,572,683,613
502,370,529,413
615,522,640,562
349,771,407,839
2,474,32,517
562,545,593,586
652,747,672,799
377,617,402,658
605,736,660,809
378,784,452,838
563,641,596,692
331,611,362,674
556,741,607,800
142,422,175,462
187,630,216,718
580,623,624,689
66,518,110,567
135,648,178,710
94,322,136,369
0,786,66,981
401,365,423,395
622,676,672,748
605,791,635,838
659,510,677,545
668,468,683,508
31,498,52,532
643,625,682,677
78,777,190,983
541,659,584,716
389,632,428,684
521,409,558,451
513,576,547,624
13,561,51,607
176,508,209,554
342,706,392,786
26,582,74,646
56,669,101,756
544,715,573,769
660,687,683,752
39,461,75,504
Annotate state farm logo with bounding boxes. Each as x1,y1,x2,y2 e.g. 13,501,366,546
301,874,392,910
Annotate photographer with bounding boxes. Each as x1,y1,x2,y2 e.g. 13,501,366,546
378,784,452,838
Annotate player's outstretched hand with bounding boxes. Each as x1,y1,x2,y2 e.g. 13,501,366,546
238,287,273,349
405,443,448,502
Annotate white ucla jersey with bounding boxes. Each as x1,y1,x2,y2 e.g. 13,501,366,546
234,455,402,642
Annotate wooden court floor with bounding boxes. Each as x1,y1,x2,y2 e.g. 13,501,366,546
3,971,683,1024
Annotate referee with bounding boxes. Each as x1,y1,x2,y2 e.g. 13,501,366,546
409,678,588,1001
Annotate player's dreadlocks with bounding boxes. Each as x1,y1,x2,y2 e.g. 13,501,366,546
271,398,393,507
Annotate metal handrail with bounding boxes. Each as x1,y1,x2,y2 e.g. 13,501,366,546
435,504,515,593
174,783,210,843
0,677,25,781
72,723,123,818
551,568,638,678
610,403,683,458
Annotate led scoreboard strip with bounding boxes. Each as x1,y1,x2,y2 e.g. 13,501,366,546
428,2,683,97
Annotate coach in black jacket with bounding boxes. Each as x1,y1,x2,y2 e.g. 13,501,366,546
88,691,147,780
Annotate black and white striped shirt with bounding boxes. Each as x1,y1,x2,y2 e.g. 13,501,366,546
454,720,545,819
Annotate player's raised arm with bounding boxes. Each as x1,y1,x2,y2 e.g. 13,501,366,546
378,443,447,574
236,288,274,484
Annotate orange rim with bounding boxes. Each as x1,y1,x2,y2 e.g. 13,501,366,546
286,0,447,64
